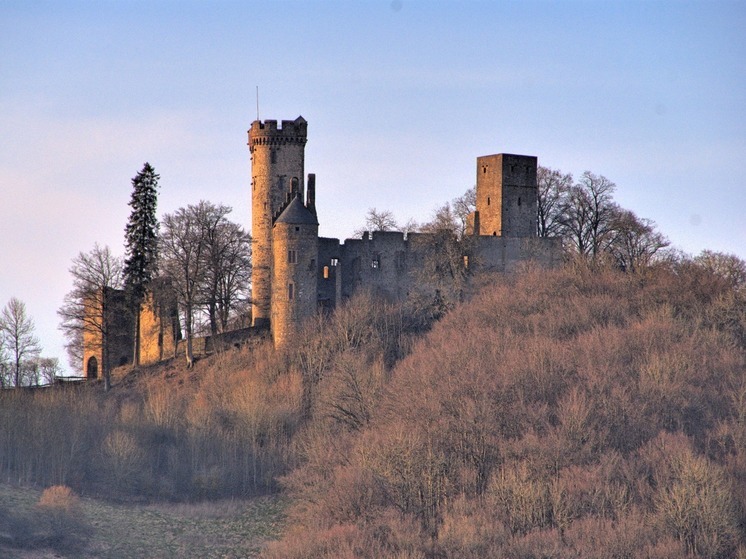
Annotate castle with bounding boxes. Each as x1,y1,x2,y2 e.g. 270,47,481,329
81,115,559,376
249,116,560,346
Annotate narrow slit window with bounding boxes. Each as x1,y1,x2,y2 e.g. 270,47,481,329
323,266,330,279
518,197,522,206
288,250,297,263
288,283,294,300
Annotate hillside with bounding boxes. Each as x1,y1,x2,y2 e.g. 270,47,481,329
266,263,746,558
1,259,745,558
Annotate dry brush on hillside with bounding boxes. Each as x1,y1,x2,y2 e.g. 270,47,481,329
265,263,746,559
1,259,745,558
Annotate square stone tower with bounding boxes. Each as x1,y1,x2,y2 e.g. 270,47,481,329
474,154,538,237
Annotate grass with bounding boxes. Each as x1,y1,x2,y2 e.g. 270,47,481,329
0,483,286,558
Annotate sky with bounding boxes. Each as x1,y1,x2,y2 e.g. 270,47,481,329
1,0,744,374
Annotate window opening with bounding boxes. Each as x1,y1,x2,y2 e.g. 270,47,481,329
518,197,522,207
295,226,300,232
463,255,469,269
288,250,297,263
330,258,339,267
487,196,490,206
323,266,330,279
288,283,294,300
271,150,277,164
371,259,379,269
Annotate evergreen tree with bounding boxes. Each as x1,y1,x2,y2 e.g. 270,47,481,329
123,162,160,367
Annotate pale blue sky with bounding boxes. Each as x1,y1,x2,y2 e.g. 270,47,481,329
1,1,744,373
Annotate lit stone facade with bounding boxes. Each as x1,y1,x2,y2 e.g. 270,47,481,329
248,117,307,328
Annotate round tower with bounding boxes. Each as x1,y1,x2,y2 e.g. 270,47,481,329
248,116,308,327
271,195,319,347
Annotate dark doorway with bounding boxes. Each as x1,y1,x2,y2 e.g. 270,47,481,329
87,356,98,379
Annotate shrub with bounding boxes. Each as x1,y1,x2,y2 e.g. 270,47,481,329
655,450,739,558
35,485,89,553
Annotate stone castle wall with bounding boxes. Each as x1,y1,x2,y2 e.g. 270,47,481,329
82,288,132,378
83,116,562,366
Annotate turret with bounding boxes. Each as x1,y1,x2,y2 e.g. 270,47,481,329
270,194,319,347
248,116,307,327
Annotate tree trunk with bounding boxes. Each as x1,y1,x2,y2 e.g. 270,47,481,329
103,342,111,392
132,302,141,368
185,303,194,368
209,299,218,337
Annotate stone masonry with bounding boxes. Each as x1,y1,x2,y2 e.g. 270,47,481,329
248,116,561,347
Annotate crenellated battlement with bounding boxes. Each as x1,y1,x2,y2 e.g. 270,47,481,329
248,116,308,152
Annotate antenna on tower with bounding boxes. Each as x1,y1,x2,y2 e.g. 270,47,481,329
256,86,259,121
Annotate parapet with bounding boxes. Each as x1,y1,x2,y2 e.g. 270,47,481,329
248,116,308,151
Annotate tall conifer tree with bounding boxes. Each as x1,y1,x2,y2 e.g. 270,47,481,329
123,162,160,367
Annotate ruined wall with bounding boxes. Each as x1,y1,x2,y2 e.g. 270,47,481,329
82,288,132,378
249,117,307,327
340,231,412,301
317,236,342,310
138,289,179,366
470,236,563,272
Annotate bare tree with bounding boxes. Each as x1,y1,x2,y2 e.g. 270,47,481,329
536,166,573,238
355,208,399,237
25,357,61,386
452,186,476,238
159,203,208,367
559,171,618,259
0,298,41,388
694,250,746,291
0,334,9,388
413,199,474,321
196,203,251,336
58,244,123,390
607,210,669,272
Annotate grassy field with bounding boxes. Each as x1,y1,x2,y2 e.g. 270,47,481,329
0,483,285,558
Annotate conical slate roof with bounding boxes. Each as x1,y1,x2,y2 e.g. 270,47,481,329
274,195,318,226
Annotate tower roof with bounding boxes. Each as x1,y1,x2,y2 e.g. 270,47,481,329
274,195,318,226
